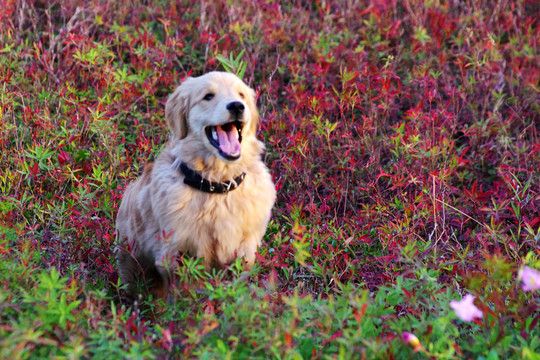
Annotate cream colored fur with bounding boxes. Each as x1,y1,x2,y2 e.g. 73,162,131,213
115,72,276,298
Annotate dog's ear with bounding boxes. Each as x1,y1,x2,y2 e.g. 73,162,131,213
246,87,259,136
165,78,193,140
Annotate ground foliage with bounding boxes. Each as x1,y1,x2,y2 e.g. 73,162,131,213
0,0,539,359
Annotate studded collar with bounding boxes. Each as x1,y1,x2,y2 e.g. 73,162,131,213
177,161,246,194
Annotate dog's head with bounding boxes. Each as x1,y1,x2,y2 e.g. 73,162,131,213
165,72,259,162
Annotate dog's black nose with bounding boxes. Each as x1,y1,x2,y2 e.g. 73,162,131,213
227,101,245,116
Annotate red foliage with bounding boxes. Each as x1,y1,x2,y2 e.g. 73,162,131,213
0,0,538,311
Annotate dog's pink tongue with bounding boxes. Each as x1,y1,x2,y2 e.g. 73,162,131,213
216,124,241,155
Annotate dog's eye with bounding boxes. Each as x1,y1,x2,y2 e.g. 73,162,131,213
203,93,214,101
239,92,245,99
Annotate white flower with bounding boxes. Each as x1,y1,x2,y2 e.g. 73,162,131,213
521,266,540,292
450,294,483,322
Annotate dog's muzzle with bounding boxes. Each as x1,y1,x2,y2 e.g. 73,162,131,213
205,101,246,160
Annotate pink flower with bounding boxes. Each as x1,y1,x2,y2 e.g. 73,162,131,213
521,266,540,292
402,332,423,352
402,332,420,346
450,294,483,322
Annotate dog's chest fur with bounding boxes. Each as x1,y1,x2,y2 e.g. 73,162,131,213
118,148,275,270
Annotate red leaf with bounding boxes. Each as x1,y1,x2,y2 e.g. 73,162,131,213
29,162,39,177
329,331,343,341
353,303,368,324
58,150,70,166
284,332,293,347
403,288,412,299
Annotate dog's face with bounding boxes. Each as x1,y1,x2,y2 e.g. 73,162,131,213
165,72,259,162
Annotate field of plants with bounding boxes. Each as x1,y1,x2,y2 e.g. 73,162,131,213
1,0,539,358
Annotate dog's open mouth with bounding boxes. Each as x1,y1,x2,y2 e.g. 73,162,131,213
205,121,243,160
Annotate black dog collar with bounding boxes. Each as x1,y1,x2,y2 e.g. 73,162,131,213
178,162,245,194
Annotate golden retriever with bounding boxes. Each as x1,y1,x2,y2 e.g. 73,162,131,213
115,72,276,299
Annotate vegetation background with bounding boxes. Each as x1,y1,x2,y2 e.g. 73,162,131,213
0,0,539,358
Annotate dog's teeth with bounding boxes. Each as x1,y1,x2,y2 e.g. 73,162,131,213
212,128,218,141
